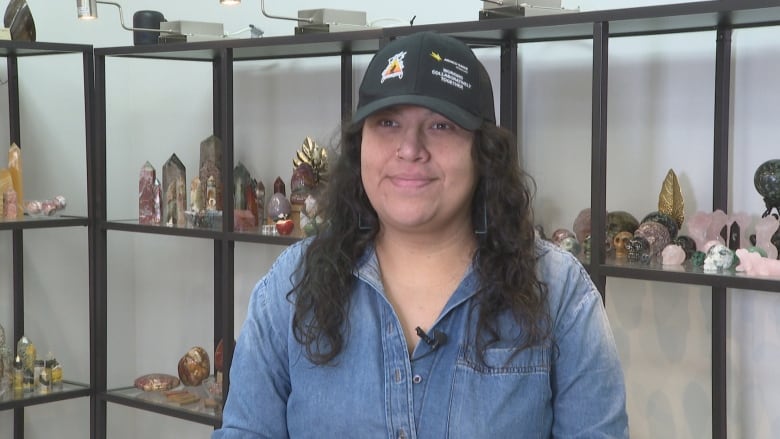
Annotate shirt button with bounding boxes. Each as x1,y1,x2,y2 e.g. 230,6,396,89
398,430,407,439
412,374,422,384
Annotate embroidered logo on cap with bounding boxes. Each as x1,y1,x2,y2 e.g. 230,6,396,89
380,51,406,83
430,51,442,62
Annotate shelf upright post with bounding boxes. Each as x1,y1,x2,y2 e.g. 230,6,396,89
590,21,609,300
93,50,109,439
341,52,353,123
213,47,235,411
711,24,732,439
7,50,25,439
500,39,518,138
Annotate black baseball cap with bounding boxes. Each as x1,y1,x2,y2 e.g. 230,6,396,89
353,31,496,130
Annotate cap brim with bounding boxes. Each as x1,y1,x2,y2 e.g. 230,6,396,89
352,95,482,131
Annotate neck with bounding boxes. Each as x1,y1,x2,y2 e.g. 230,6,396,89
374,224,477,273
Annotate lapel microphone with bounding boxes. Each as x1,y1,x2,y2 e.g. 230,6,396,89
415,326,448,350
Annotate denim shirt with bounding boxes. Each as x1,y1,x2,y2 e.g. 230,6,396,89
214,238,628,439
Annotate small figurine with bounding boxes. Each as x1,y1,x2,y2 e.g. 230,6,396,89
190,177,204,212
613,231,633,258
703,243,735,273
735,248,780,277
626,236,650,264
206,176,218,212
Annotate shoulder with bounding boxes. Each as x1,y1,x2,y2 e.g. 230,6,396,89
249,238,312,311
534,237,586,279
533,238,603,324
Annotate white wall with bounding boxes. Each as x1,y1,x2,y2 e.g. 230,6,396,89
3,0,779,438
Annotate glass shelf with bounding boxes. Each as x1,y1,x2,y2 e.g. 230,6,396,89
104,218,301,245
0,381,90,410
104,219,223,239
598,256,780,292
103,385,222,426
0,215,88,231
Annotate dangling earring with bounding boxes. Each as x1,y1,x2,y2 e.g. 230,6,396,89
358,212,373,231
474,196,487,235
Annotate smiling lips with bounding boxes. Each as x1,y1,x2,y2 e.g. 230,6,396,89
388,173,436,190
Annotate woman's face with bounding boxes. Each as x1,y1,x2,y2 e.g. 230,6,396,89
360,105,477,235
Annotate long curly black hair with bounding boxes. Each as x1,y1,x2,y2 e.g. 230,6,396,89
288,119,551,365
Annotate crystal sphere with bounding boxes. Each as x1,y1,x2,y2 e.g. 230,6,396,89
267,193,292,221
754,159,780,217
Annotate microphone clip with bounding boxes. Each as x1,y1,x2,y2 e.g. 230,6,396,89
415,326,447,350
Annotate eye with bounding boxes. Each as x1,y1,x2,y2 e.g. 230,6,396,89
364,111,399,129
431,121,453,130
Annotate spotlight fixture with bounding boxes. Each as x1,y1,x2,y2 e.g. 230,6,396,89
221,0,375,34
77,0,228,44
76,0,171,34
76,0,97,19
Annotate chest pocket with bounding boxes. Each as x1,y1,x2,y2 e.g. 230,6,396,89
446,344,552,439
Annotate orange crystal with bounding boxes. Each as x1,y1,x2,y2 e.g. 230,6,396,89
8,143,22,218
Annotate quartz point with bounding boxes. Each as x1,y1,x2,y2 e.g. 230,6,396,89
234,162,251,210
163,153,186,226
139,161,160,225
273,176,285,196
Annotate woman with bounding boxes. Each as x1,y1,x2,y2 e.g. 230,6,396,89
214,31,628,438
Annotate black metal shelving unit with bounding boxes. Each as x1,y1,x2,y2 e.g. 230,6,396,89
0,40,94,439
92,29,383,435
87,1,780,438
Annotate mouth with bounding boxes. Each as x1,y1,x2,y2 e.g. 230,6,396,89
388,175,436,190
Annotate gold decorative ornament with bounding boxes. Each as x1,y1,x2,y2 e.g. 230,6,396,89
293,136,328,185
658,168,685,228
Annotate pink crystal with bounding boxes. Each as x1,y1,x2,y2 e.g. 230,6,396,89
755,215,780,260
735,248,780,277
705,210,728,244
686,211,712,251
661,244,686,265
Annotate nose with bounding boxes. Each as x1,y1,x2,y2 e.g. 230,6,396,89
395,126,429,162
